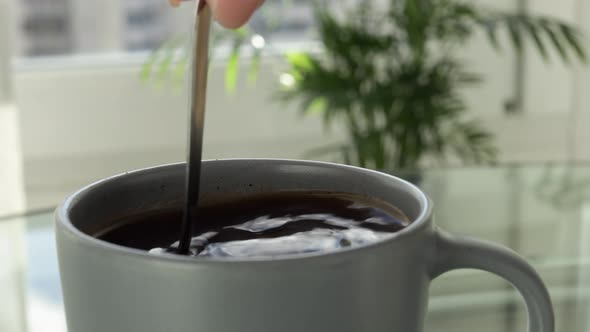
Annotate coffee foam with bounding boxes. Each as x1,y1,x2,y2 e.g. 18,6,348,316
150,212,397,258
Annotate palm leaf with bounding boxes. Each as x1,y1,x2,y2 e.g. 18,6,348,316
225,43,241,94
303,97,327,114
483,21,501,50
539,20,570,63
286,52,313,71
506,17,523,53
559,23,588,62
139,50,159,83
247,48,262,84
477,13,586,64
171,45,190,89
140,37,181,84
156,38,183,83
524,19,549,61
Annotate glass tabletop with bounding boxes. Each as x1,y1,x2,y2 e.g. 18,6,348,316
2,163,590,332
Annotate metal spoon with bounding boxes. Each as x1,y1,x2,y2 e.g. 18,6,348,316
178,0,212,255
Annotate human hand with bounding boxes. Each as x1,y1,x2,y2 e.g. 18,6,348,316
168,0,264,29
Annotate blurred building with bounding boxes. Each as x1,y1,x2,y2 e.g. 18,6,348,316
122,0,173,51
13,0,179,56
11,0,391,57
12,0,327,57
250,0,315,40
249,0,387,42
17,0,72,56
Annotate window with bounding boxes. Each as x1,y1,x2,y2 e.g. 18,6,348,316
13,0,181,57
11,0,323,58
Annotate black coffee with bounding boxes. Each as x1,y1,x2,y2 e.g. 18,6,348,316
97,192,410,258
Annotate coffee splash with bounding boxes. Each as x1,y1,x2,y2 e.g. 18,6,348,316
99,192,410,258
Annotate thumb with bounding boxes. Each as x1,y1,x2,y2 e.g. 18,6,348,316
207,0,264,29
169,0,264,29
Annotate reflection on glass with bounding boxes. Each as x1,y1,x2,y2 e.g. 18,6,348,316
25,214,66,332
0,218,27,332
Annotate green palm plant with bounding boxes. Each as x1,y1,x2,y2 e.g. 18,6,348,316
280,0,586,173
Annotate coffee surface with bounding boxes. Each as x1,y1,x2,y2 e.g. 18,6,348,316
98,192,410,258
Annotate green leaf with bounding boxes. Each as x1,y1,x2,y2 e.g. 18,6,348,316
483,21,501,51
453,3,477,18
559,23,587,62
540,21,570,63
524,20,549,61
230,27,250,39
286,52,313,70
507,18,523,53
171,47,189,88
403,0,427,56
155,38,182,82
304,97,327,114
140,37,181,84
247,49,261,84
139,50,159,83
225,46,240,94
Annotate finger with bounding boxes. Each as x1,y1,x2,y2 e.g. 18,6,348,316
208,0,264,29
168,0,182,7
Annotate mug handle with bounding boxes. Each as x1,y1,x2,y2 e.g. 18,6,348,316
431,229,554,332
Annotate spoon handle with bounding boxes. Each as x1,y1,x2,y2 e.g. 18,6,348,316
179,1,212,254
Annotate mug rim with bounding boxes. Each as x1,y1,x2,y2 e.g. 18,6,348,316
56,159,433,265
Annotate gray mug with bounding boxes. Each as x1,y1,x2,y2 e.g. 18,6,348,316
56,159,553,332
